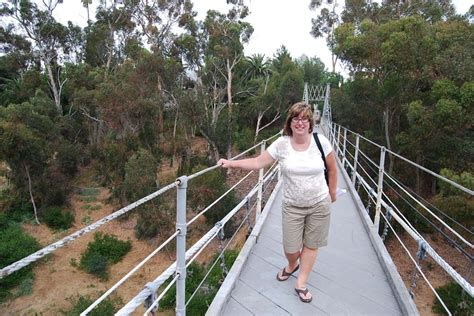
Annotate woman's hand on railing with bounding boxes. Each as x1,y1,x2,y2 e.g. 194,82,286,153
218,159,233,169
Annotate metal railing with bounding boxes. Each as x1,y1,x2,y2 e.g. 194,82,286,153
327,122,474,307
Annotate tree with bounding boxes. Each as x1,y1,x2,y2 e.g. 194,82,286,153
1,0,74,114
309,0,340,72
201,3,254,159
0,102,58,223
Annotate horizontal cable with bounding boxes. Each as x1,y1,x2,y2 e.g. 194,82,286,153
187,130,280,181
0,181,178,279
357,173,473,296
187,171,254,226
144,275,179,316
117,167,277,315
380,211,452,316
334,123,473,196
187,189,260,307
390,175,472,236
80,230,179,316
381,182,472,260
383,171,473,249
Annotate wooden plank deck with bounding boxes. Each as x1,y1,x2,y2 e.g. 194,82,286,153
207,160,419,315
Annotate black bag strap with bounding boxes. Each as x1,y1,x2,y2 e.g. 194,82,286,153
313,132,329,185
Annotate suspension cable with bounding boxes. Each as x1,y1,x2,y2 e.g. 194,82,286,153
143,275,179,316
81,230,179,316
380,179,473,260
384,171,473,248
356,172,473,296
380,211,452,316
349,149,471,248
117,166,278,315
0,180,179,279
333,123,473,196
186,192,259,307
386,173,473,236
187,171,254,226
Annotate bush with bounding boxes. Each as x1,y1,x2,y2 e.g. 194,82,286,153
432,282,474,315
134,203,174,240
41,207,74,230
234,127,255,152
188,166,237,225
159,250,239,315
0,224,40,302
79,233,131,279
62,294,122,316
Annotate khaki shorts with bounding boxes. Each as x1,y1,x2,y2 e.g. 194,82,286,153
282,195,331,253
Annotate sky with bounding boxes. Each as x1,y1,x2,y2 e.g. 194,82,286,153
53,0,472,74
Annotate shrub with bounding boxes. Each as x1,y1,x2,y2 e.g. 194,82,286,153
159,250,238,315
234,127,255,152
123,148,158,202
62,294,122,316
79,233,131,279
134,203,174,240
432,282,474,315
188,166,237,225
0,224,40,302
41,207,74,230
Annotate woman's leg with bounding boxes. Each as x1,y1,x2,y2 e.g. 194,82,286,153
295,246,318,299
285,250,300,270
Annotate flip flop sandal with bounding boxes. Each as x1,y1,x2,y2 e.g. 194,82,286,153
276,264,299,281
295,287,312,303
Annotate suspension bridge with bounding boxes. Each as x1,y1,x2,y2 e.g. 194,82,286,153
1,84,472,315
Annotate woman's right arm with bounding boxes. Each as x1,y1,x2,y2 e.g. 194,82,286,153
218,150,275,170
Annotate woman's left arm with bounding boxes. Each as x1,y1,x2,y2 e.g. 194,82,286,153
326,152,338,202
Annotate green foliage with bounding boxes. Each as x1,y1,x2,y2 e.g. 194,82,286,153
188,165,237,225
134,203,174,240
123,148,158,202
62,294,123,316
0,224,40,302
432,282,474,315
206,249,239,288
438,169,474,196
79,233,131,279
234,127,255,152
41,207,75,230
160,250,239,315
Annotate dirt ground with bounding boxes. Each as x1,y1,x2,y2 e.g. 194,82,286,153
0,138,268,315
2,138,467,315
385,231,473,316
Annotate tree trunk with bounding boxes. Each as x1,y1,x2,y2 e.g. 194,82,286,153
416,155,422,194
383,107,394,173
45,59,62,114
24,164,40,224
200,128,220,163
226,59,233,160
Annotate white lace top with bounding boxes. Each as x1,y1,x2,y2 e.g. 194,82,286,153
267,134,333,207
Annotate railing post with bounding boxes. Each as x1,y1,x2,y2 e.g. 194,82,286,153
352,134,360,184
374,147,386,231
176,176,188,316
337,125,341,158
256,140,266,221
342,128,347,168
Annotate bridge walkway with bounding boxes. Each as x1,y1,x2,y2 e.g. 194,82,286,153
208,161,416,315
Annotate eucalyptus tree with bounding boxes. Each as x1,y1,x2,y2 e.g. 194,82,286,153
1,0,74,114
0,102,58,223
243,54,281,141
201,2,253,159
331,0,461,172
309,0,340,72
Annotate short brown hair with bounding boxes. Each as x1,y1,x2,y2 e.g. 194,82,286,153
283,102,313,136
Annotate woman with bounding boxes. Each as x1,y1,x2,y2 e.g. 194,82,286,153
218,102,337,303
